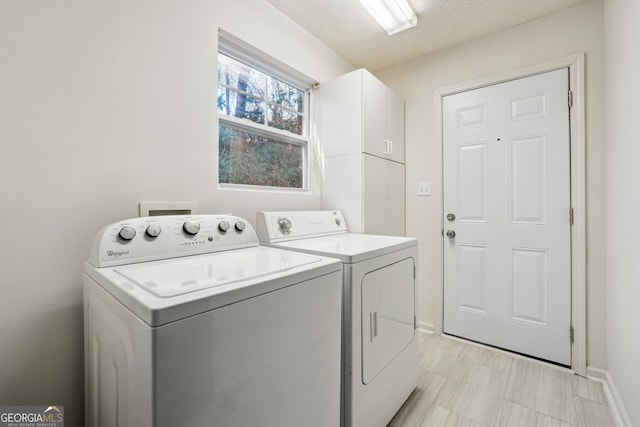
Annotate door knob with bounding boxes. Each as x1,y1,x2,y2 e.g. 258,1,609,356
447,213,456,221
446,230,456,238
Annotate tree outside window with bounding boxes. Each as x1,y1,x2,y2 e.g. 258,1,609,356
217,53,308,189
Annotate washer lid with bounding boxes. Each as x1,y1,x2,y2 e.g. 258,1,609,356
114,246,320,298
270,233,417,263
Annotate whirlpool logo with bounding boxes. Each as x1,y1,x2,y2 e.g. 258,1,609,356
0,405,64,426
106,250,129,257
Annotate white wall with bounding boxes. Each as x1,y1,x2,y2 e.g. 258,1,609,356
376,0,606,369
604,0,640,424
0,0,351,424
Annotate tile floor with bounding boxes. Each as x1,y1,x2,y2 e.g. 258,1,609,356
388,333,616,427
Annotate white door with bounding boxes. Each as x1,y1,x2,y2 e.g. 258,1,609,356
443,69,571,365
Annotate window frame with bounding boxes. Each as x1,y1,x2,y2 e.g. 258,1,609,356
217,30,313,192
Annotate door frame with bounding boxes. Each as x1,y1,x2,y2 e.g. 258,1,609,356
433,53,586,375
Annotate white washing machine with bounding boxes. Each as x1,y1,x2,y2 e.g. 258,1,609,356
256,210,419,427
84,214,343,427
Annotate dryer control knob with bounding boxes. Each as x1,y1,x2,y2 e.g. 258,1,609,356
182,220,201,235
235,221,246,232
218,221,230,233
145,224,161,238
278,217,292,234
118,226,136,241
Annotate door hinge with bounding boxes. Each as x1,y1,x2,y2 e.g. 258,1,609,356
570,325,574,344
414,315,417,330
413,266,416,280
568,90,573,108
570,208,574,225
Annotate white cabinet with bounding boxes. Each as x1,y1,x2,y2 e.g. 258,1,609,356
322,153,405,236
320,69,406,236
321,69,405,164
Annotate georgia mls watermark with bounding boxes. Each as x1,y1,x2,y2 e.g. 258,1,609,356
0,406,63,427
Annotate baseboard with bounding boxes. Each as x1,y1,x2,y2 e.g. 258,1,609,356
418,321,434,334
587,366,632,427
586,366,608,381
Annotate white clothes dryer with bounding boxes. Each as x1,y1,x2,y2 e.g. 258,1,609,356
84,214,342,427
256,210,419,427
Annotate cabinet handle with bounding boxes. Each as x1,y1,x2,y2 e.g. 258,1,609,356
384,139,393,155
370,310,378,341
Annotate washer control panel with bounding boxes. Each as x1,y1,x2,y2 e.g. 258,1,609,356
89,215,256,267
256,210,348,243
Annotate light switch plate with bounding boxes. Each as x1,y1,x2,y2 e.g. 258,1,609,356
417,182,431,196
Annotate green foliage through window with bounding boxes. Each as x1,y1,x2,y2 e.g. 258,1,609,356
218,125,303,188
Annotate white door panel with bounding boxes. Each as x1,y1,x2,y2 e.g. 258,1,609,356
363,72,387,158
457,142,488,222
361,257,415,385
443,69,571,365
386,88,405,163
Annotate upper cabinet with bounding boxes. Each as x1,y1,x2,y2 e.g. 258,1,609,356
321,69,405,164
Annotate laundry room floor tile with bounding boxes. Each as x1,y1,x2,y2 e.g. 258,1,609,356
496,401,574,427
572,375,607,405
388,333,615,427
574,396,616,427
506,358,577,425
434,358,508,426
419,333,464,375
457,341,513,376
388,368,446,427
420,405,484,427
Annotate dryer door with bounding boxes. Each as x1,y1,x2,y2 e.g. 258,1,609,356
361,257,415,384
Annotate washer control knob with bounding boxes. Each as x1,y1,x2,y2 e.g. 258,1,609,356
235,221,246,232
145,224,162,238
335,217,341,226
183,220,201,235
218,221,230,233
118,226,136,241
278,217,292,234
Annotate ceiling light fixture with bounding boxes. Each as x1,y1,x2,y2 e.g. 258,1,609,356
359,0,417,36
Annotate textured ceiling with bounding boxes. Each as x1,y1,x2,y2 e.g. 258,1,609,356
266,0,589,70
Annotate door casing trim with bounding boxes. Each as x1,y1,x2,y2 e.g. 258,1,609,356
433,53,586,375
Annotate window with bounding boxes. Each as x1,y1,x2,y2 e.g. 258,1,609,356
217,34,311,190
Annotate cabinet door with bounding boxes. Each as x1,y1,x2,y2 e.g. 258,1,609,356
362,70,405,163
362,71,388,158
322,153,364,233
320,70,364,157
386,160,405,235
363,154,405,236
386,89,405,164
